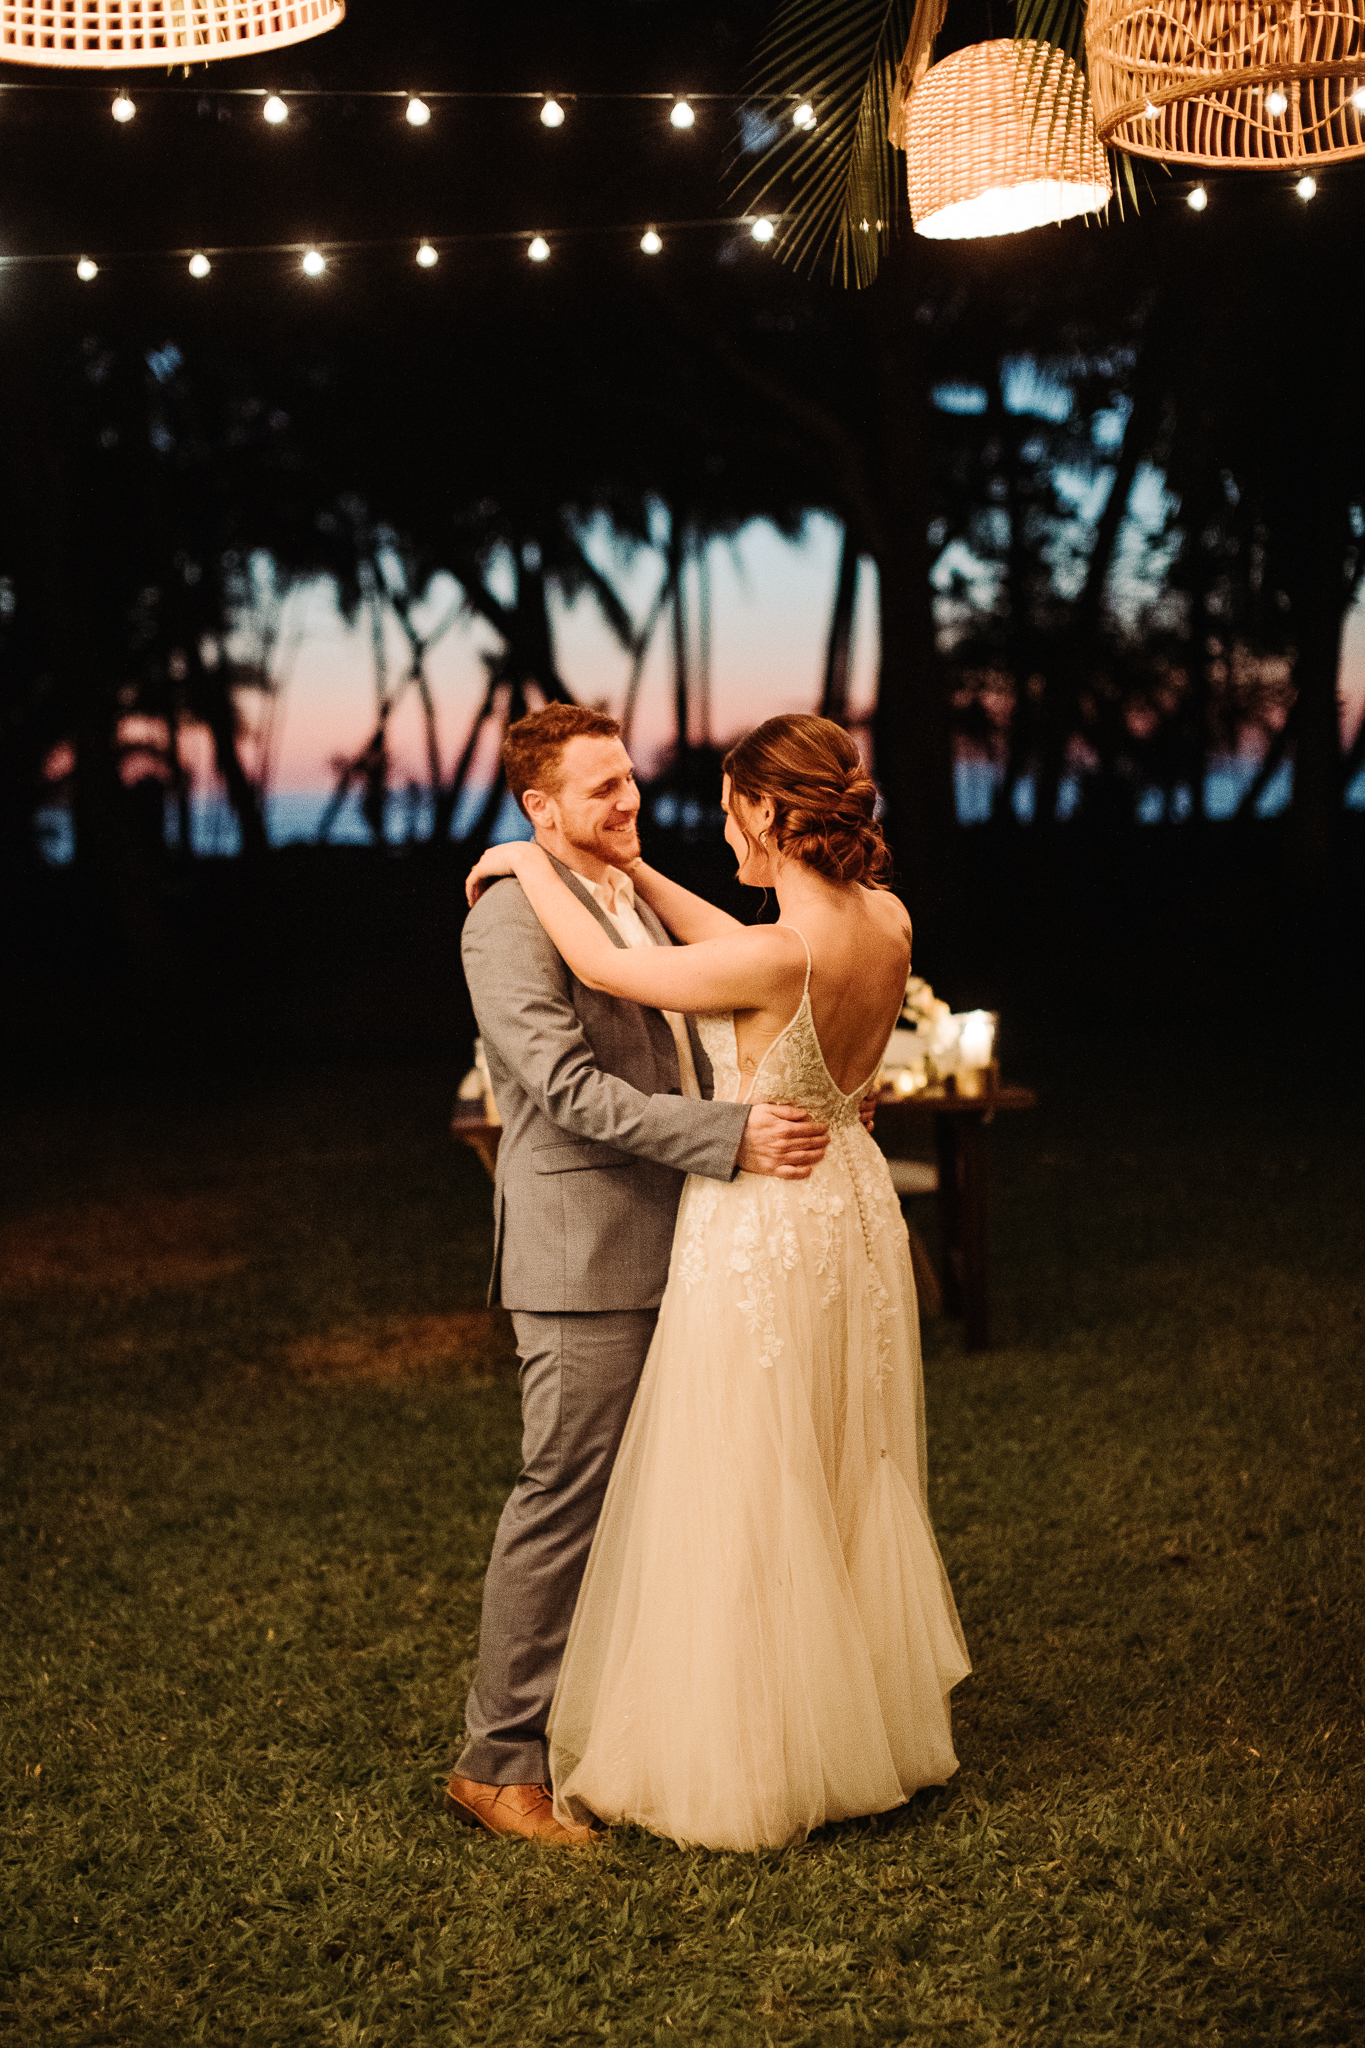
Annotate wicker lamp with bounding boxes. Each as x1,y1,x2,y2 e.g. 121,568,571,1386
900,39,1112,240
0,0,344,68
1087,0,1365,167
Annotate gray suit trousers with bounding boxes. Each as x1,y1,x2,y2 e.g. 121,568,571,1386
456,1307,657,1786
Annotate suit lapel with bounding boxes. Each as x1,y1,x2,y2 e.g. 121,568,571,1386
540,853,712,1094
546,850,630,950
631,898,713,1095
633,898,673,949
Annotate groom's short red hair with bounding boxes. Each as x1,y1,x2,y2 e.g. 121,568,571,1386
503,703,622,814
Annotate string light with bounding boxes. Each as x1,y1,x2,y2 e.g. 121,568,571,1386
1265,88,1288,116
791,101,816,130
111,93,135,123
1142,99,1160,119
405,97,431,127
1354,88,1365,111
263,95,289,125
540,97,565,128
670,98,695,128
15,214,780,281
1187,183,1208,211
1296,174,1317,199
0,81,751,108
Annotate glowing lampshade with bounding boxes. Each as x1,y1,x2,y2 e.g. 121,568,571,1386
0,0,344,69
902,39,1111,240
1087,0,1365,168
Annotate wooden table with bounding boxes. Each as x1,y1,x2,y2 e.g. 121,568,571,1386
452,1080,1036,1355
873,1080,1036,1352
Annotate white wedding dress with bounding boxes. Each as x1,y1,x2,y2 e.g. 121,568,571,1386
548,930,971,1850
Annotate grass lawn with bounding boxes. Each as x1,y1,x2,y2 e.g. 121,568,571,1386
2,1042,1362,2045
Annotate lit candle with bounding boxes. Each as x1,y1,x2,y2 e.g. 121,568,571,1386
957,1010,996,1068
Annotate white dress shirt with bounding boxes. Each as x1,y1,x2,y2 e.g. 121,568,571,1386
583,867,702,1100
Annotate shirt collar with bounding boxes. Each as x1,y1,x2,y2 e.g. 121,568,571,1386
586,865,637,919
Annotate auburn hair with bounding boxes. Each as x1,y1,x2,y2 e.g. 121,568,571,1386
721,714,892,888
502,702,622,814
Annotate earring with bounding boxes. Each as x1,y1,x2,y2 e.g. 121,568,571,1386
759,830,768,846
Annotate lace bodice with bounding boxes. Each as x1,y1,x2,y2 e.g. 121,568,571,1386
694,926,877,1128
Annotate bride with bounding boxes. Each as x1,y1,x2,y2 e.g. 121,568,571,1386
464,713,970,1851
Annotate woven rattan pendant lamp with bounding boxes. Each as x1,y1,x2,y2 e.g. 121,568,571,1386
1087,0,1365,167
896,38,1112,239
0,0,344,68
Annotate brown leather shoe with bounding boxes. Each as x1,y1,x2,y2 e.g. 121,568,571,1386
445,1773,601,1848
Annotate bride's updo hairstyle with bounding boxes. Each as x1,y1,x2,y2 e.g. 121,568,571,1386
722,714,892,888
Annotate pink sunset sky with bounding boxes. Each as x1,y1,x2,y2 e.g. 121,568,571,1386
250,516,881,798
228,510,1365,809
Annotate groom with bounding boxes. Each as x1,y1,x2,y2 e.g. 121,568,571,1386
448,703,830,1845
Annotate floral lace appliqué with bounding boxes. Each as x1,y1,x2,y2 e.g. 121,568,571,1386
835,1127,899,1392
677,1179,722,1293
692,987,900,1388
798,1180,846,1308
728,1193,798,1369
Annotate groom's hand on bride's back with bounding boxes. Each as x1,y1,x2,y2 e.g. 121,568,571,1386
738,1103,829,1180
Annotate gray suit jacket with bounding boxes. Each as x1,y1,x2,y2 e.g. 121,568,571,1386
461,854,751,1312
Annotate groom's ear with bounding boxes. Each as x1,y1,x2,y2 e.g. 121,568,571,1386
522,788,553,831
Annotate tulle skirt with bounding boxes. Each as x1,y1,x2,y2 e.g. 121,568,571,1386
549,1127,971,1851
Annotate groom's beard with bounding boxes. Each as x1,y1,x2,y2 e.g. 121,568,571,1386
568,817,641,869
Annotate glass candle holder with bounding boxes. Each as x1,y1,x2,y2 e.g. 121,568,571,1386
957,1010,997,1068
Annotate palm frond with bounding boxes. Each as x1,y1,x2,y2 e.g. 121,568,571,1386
1013,0,1088,70
736,0,919,289
1012,2,1141,225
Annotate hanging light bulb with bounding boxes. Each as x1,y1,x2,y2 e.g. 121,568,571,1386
302,248,326,276
416,241,438,267
188,252,211,278
528,236,551,262
1142,99,1160,119
540,97,565,128
76,256,98,281
792,101,816,130
1296,173,1317,198
1354,87,1365,112
111,93,135,123
670,98,695,128
1187,183,1208,210
263,95,289,125
405,97,431,127
903,40,1111,239
1266,87,1289,116
640,228,663,254
750,215,775,242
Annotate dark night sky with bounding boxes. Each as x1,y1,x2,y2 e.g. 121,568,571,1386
0,2,778,264
5,0,1365,330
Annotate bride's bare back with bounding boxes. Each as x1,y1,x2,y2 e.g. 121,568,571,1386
732,888,912,1098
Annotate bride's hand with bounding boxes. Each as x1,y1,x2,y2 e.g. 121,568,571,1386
465,840,530,908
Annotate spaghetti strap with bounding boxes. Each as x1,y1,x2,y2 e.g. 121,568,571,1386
776,923,813,998
736,924,814,1107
